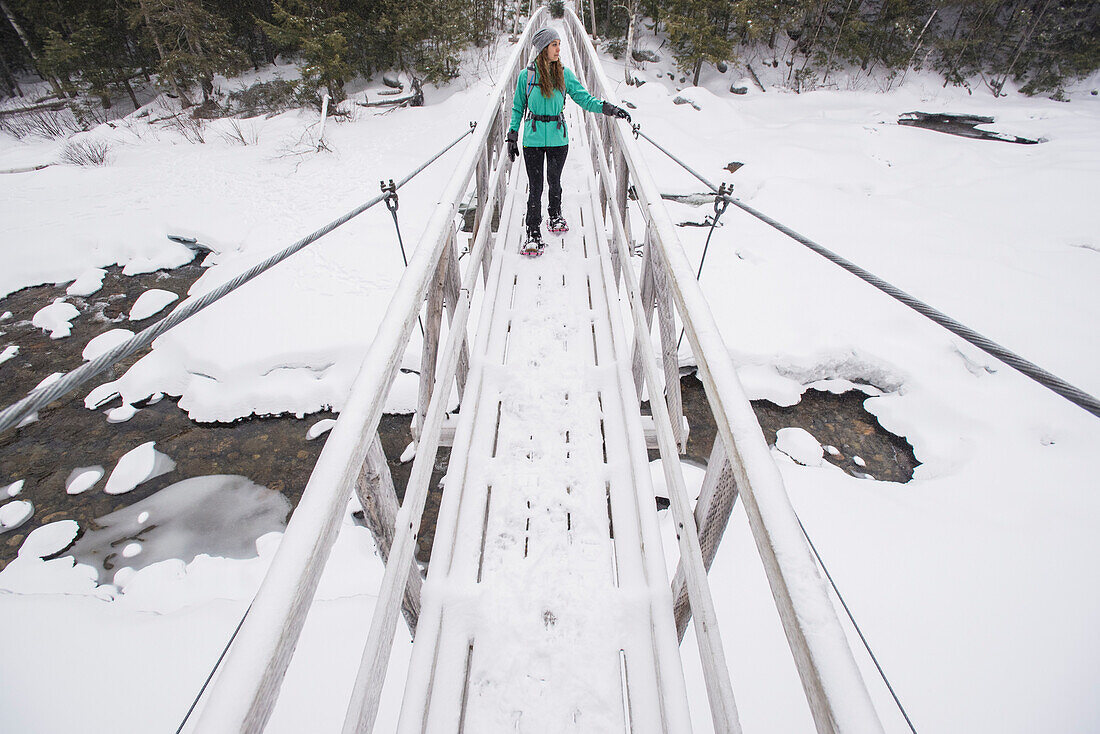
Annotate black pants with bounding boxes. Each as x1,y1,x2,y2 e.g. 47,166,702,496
523,144,569,232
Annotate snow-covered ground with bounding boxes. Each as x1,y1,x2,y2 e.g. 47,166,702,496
1,26,1098,734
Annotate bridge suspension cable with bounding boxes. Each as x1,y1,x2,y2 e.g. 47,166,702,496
0,124,476,436
634,126,1100,420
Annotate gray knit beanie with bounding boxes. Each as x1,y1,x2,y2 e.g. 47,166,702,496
531,27,560,56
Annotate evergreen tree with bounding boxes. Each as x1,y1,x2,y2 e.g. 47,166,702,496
41,4,143,109
260,0,359,104
131,0,245,107
1,0,1097,106
1015,0,1100,95
661,0,734,85
393,0,474,82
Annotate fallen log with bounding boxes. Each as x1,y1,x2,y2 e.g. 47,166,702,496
0,99,68,118
746,63,766,93
0,163,51,174
358,95,419,108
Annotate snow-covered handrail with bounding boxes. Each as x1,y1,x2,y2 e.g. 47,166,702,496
582,110,743,732
193,10,547,733
563,10,885,733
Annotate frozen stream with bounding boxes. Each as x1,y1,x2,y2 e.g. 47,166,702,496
0,259,914,584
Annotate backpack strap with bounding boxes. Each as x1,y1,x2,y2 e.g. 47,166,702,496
521,62,565,134
522,62,537,119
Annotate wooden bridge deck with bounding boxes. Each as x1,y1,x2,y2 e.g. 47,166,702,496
394,101,693,732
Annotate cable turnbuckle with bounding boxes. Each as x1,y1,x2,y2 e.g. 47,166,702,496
380,179,398,212
713,182,732,218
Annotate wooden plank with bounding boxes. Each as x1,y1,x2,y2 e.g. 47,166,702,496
673,437,739,640
354,434,423,635
631,223,656,399
581,171,695,733
192,19,544,731
435,413,684,450
473,155,488,241
415,240,448,442
584,105,743,734
340,151,528,734
395,162,525,734
443,232,470,401
582,138,736,733
569,14,885,732
614,144,630,245
653,252,686,452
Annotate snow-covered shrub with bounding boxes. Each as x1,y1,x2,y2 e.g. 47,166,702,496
227,79,302,117
604,37,626,59
170,113,207,144
218,118,259,146
59,139,110,166
0,107,84,139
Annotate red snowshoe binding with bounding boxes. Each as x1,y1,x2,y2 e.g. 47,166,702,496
547,214,569,233
521,228,545,257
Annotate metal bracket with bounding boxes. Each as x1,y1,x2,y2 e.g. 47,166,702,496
380,179,398,212
713,182,732,221
631,123,640,140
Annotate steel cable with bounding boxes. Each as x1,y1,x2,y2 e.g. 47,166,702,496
174,603,251,734
0,124,476,435
635,127,1100,419
796,515,919,734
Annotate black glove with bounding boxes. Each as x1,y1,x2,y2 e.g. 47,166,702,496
602,101,632,122
506,129,519,162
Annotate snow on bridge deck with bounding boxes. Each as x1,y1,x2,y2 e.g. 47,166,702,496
395,97,693,732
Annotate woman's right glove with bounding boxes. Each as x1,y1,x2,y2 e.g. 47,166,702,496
506,129,519,162
602,102,632,122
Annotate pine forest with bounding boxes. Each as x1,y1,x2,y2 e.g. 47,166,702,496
0,0,1097,115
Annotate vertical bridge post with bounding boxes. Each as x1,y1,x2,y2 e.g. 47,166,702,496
354,434,423,635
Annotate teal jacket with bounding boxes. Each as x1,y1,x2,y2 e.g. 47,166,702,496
509,65,605,148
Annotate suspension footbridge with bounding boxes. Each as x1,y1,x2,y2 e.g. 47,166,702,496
11,6,1093,733
184,10,883,733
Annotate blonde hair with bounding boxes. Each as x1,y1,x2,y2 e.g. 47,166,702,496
536,48,565,98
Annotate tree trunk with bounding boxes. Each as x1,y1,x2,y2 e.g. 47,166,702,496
588,0,597,38
136,0,192,106
791,0,830,83
904,9,938,73
624,0,638,82
693,59,702,86
822,0,863,83
122,76,140,110
994,0,1053,94
0,0,63,95
182,29,215,105
0,46,21,96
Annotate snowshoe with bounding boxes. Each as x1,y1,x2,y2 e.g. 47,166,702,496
547,214,569,233
521,229,545,257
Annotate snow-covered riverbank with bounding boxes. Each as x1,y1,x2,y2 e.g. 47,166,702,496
1,32,1098,733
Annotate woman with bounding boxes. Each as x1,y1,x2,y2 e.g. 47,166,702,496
506,27,632,255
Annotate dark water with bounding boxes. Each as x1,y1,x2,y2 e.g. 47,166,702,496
0,261,448,573
0,261,913,578
676,373,919,483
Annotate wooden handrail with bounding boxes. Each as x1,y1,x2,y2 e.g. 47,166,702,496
563,10,885,733
193,11,548,733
